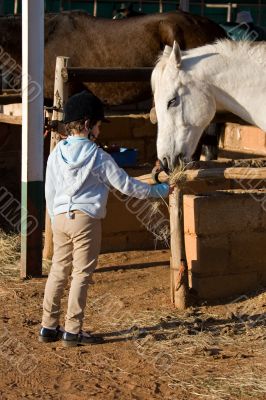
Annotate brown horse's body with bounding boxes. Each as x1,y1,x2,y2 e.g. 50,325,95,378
0,11,226,105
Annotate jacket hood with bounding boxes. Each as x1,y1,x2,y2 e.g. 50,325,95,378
55,137,98,198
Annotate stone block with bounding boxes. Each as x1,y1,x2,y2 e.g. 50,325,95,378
190,271,258,299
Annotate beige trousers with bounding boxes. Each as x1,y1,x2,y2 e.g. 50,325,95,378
42,211,101,334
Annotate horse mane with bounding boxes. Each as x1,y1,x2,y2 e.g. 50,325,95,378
151,39,266,91
151,49,172,93
213,38,266,59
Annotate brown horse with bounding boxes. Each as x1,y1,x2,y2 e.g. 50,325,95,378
0,10,226,105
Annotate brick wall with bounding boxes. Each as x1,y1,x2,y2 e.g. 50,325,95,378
184,191,266,300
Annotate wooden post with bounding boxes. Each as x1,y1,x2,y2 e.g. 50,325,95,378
169,186,189,309
43,56,70,261
21,0,44,278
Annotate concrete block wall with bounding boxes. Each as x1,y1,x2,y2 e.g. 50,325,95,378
220,124,266,157
0,117,163,252
102,188,169,253
184,191,266,300
100,115,157,163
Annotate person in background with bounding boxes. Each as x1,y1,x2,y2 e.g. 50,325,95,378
220,10,266,41
113,2,144,19
39,90,169,347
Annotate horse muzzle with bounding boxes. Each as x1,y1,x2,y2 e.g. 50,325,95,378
160,154,185,172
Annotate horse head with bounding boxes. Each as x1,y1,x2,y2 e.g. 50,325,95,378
151,42,216,171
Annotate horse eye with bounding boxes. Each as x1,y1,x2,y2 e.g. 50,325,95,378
167,96,179,109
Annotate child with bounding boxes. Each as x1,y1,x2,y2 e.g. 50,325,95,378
39,91,169,347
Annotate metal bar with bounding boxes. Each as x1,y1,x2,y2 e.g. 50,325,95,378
62,67,153,83
93,0,97,16
205,3,237,9
14,0,18,14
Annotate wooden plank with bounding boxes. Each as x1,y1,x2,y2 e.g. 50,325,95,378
0,114,22,125
61,67,153,83
0,94,22,104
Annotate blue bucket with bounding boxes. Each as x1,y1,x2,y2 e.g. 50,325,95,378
109,148,138,167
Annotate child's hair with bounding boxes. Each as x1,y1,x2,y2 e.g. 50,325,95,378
65,118,99,135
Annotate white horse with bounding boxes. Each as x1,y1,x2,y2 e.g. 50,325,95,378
151,39,266,170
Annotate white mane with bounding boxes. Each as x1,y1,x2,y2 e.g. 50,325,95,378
152,39,266,92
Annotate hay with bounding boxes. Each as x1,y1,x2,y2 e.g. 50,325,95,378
89,292,266,399
0,230,20,277
169,160,195,185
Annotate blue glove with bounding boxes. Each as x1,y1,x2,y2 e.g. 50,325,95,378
149,183,169,199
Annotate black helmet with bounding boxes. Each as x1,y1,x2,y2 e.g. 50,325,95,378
63,91,109,124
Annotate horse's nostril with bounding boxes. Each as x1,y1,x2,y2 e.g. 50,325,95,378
162,157,169,172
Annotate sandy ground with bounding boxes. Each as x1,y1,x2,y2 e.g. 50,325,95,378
0,249,266,400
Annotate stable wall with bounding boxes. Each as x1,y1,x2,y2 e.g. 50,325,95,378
184,191,266,300
220,123,266,158
0,117,166,253
100,114,157,164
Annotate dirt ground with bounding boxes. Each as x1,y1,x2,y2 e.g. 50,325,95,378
0,248,266,400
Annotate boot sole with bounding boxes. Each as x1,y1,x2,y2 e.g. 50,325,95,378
62,339,104,347
62,340,79,347
38,335,60,343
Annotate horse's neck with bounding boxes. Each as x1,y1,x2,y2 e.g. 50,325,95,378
191,48,266,131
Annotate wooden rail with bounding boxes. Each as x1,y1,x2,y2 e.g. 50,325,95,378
61,67,153,83
136,166,266,185
0,94,22,105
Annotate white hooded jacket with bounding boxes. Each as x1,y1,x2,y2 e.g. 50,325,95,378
45,136,152,220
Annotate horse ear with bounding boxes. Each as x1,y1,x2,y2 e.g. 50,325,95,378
163,45,172,57
170,41,182,68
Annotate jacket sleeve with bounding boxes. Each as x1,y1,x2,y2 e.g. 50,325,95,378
45,155,56,221
99,151,151,199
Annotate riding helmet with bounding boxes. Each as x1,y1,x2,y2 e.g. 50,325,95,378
63,90,109,124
